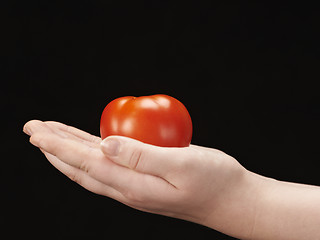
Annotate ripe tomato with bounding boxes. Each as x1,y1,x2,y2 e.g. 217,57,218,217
100,94,192,147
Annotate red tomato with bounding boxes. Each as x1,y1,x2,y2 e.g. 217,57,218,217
100,94,192,147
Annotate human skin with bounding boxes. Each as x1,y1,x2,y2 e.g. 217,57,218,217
23,120,320,240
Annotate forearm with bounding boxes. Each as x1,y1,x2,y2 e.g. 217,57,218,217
203,170,320,240
251,175,320,240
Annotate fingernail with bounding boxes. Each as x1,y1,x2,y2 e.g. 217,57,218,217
101,138,120,157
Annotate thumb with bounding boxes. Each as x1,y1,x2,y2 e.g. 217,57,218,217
100,136,192,178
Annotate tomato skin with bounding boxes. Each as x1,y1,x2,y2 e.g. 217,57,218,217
100,94,192,147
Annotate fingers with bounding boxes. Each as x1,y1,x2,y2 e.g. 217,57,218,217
100,136,197,181
32,131,177,209
23,121,125,199
30,131,102,174
24,120,101,147
41,149,125,201
23,119,181,211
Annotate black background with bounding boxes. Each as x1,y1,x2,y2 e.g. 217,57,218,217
2,1,320,239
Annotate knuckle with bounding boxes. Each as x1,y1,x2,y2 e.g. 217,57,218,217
78,146,96,173
31,133,47,148
79,158,90,173
128,149,144,170
68,171,82,185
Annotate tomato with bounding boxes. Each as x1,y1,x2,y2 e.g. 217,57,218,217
100,94,192,147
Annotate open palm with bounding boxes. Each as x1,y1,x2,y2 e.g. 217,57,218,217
23,120,248,234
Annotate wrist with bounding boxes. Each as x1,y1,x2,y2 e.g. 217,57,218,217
201,168,273,239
